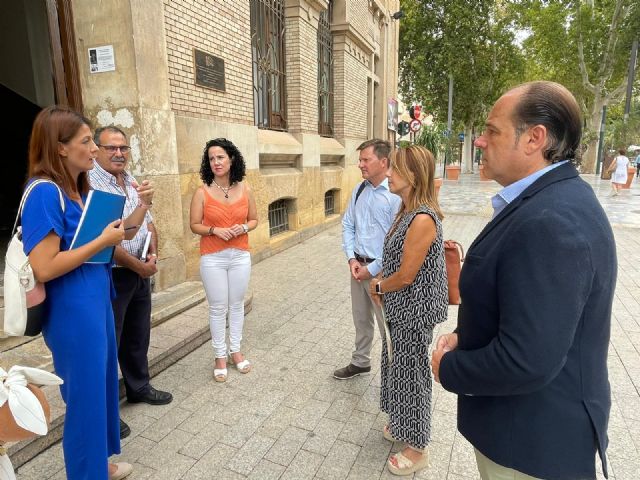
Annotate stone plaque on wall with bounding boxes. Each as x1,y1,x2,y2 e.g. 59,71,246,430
193,48,225,92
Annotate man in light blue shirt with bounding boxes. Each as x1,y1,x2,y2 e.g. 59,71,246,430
335,139,401,380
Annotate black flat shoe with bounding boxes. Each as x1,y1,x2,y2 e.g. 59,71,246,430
127,386,173,405
119,418,131,439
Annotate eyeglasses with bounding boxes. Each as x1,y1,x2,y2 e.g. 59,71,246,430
98,144,131,154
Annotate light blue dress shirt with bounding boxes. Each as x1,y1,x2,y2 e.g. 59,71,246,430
342,178,402,277
491,161,568,219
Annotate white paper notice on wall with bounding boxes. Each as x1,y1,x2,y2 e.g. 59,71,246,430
88,45,116,73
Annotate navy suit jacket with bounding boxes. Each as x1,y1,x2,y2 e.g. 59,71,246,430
440,163,615,480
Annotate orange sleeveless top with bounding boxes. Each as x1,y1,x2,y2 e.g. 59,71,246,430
200,186,250,255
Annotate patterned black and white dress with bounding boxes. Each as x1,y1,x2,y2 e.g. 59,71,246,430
380,205,448,449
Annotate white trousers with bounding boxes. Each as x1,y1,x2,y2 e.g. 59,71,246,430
200,248,251,358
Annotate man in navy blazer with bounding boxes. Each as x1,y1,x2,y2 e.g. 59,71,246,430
431,81,615,480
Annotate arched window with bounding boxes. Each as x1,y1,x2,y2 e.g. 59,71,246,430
250,0,287,130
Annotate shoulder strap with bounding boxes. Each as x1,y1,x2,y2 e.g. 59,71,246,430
12,179,65,235
354,181,367,204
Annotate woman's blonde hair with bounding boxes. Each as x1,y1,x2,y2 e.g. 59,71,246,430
390,145,443,220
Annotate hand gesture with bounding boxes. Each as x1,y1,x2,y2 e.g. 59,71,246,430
431,333,459,383
100,219,125,247
212,227,235,241
133,180,154,206
229,224,245,237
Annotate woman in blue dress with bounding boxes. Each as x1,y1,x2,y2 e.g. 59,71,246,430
21,106,133,479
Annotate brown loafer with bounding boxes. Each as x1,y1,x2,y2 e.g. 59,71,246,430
109,462,133,480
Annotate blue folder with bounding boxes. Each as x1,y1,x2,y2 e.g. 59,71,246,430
70,190,126,263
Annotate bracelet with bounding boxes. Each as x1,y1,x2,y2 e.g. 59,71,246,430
138,201,152,209
208,226,215,236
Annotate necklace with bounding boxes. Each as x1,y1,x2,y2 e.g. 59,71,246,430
212,179,234,198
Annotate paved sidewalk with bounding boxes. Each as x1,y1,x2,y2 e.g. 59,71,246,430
16,173,640,479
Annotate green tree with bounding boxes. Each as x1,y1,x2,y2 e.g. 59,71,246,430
510,0,640,173
399,0,525,172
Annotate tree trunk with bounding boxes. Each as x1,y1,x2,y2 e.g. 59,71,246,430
462,125,474,173
581,97,606,174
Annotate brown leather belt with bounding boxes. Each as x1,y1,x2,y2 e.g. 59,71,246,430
355,253,374,264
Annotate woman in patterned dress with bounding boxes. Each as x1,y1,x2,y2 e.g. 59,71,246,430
369,145,448,476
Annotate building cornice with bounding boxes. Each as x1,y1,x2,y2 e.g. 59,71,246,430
331,22,374,56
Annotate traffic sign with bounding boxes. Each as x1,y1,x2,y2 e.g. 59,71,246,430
409,119,422,133
458,133,465,142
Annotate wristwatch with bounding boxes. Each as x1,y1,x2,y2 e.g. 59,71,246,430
375,281,383,295
242,223,249,234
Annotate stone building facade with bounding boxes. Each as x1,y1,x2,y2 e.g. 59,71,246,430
2,0,400,290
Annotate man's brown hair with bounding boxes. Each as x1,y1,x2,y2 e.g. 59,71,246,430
357,139,391,162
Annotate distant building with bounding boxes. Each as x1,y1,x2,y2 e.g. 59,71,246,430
2,0,400,290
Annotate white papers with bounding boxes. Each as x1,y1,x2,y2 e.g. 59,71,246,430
140,232,152,260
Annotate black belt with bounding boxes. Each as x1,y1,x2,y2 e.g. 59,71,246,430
355,253,375,264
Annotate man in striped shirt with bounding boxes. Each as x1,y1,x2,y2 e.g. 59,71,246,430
89,126,173,439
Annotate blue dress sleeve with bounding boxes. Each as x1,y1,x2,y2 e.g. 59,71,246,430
21,181,66,255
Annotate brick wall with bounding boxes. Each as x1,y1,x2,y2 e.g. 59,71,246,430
285,14,319,134
163,0,254,124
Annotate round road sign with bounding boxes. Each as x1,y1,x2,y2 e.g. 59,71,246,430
409,119,422,133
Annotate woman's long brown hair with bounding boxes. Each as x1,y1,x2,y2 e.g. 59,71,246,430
28,105,92,199
389,145,444,220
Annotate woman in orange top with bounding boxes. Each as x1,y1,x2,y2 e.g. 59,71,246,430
189,138,258,382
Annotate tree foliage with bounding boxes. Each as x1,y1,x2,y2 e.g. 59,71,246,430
508,0,640,172
399,0,525,130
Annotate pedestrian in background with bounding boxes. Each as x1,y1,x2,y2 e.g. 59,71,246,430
607,148,629,195
369,145,447,476
189,138,258,383
635,151,640,177
89,126,173,440
432,81,616,480
334,139,401,380
21,106,133,479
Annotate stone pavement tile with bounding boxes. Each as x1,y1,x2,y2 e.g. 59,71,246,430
315,439,360,480
140,452,195,480
447,436,481,479
614,394,640,422
124,463,156,479
414,441,453,480
139,406,193,443
248,459,286,480
264,426,312,466
292,398,332,431
136,428,194,470
220,413,267,449
430,410,457,446
183,443,238,479
179,421,228,459
338,409,377,447
324,391,361,421
608,454,640,480
226,434,276,476
346,463,384,480
257,405,300,439
113,435,157,464
353,429,392,472
280,449,324,480
354,386,381,415
606,426,640,462
15,442,65,480
302,417,345,456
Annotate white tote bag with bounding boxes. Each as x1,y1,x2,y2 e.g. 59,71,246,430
2,180,64,337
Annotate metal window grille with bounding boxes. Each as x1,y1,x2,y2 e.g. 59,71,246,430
324,190,335,216
317,3,334,137
250,0,287,131
268,199,289,236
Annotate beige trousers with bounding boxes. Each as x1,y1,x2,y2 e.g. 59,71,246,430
475,449,542,480
350,275,385,368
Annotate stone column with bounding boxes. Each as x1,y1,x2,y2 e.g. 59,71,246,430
72,0,185,290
